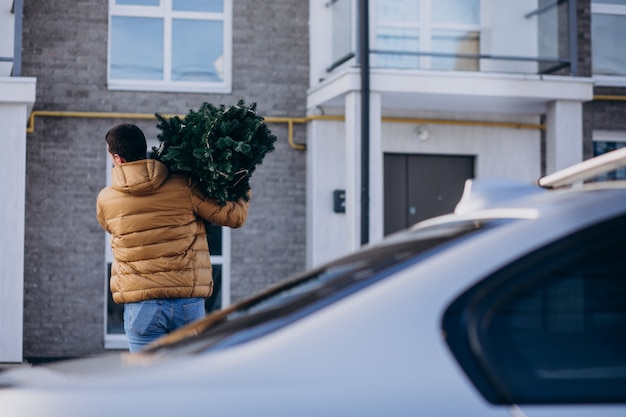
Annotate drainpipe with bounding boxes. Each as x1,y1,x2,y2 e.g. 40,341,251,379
568,0,578,76
12,0,23,76
358,0,370,245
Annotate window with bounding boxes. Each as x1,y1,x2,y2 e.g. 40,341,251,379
444,215,626,404
108,0,232,93
104,143,232,349
593,130,626,180
592,0,626,81
374,0,480,70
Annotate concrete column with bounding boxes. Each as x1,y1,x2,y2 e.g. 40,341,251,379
345,91,362,252
306,118,349,268
545,100,584,174
0,76,36,363
368,92,383,244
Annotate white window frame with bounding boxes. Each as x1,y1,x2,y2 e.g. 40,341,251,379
594,129,626,144
103,143,232,350
107,0,232,94
592,2,626,86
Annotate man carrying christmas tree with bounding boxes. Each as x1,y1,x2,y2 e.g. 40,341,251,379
96,123,250,353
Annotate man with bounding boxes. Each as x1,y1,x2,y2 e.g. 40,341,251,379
96,123,250,353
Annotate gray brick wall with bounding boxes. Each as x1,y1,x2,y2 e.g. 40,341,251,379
24,118,110,358
584,89,626,157
21,0,308,358
578,0,594,160
580,0,626,161
577,0,592,78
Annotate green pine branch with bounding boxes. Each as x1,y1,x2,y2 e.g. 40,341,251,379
152,100,277,205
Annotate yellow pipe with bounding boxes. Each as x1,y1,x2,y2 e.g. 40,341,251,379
381,116,543,130
27,110,172,134
265,116,305,150
594,95,626,101
26,110,543,151
264,115,344,150
26,110,313,150
267,114,543,130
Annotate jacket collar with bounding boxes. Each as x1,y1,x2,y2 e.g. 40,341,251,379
111,159,169,195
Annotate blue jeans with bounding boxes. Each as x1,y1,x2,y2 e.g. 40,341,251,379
123,298,206,353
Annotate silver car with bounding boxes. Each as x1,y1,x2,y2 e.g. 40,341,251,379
2,150,626,417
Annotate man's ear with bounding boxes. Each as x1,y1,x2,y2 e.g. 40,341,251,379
112,154,127,165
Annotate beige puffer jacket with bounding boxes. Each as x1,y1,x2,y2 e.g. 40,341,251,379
96,159,250,304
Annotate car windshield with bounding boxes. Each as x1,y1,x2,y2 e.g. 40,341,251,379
142,219,508,356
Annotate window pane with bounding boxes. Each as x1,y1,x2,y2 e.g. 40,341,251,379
205,264,222,312
116,0,159,5
376,27,419,69
172,19,223,81
205,222,223,256
444,215,626,403
431,30,478,70
106,263,124,334
377,0,418,23
173,0,223,12
432,0,479,24
484,238,626,402
110,16,164,80
594,141,626,180
592,14,626,75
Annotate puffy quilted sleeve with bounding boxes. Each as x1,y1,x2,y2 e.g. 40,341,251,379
191,185,251,229
96,189,112,233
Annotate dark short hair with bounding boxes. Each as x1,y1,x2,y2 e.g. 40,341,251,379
105,123,147,162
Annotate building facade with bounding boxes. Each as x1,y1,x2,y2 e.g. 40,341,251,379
305,0,595,267
4,0,309,360
1,0,626,362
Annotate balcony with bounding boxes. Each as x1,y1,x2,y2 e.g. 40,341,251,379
327,0,577,76
309,0,590,116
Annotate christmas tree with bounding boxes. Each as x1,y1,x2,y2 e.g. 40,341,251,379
152,100,277,205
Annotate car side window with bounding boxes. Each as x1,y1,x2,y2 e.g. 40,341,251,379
443,214,626,404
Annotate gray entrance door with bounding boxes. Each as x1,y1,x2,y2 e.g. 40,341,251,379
384,153,475,235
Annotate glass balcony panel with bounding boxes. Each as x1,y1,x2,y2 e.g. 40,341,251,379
431,30,479,71
592,13,626,75
378,0,419,23
326,0,576,76
375,27,419,69
331,0,353,64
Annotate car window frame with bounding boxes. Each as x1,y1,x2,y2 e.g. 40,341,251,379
443,213,626,405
